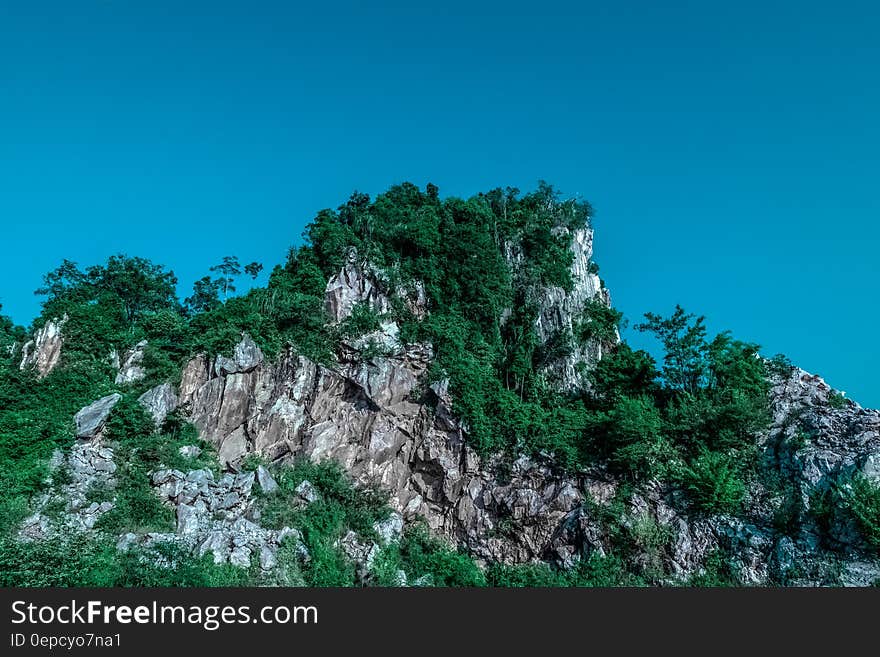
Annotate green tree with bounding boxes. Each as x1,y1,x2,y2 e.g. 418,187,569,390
244,261,264,279
210,256,242,300
678,449,747,514
34,258,87,301
185,276,221,314
637,305,709,394
36,255,179,326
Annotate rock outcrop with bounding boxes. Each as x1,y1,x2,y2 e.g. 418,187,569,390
19,443,117,540
535,227,614,390
142,467,308,570
504,227,614,391
176,332,596,565
19,315,67,378
173,297,880,583
138,383,179,426
113,340,148,385
323,247,425,352
16,226,880,586
324,247,393,323
74,393,122,439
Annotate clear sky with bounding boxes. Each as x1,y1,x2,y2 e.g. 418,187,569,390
1,1,878,405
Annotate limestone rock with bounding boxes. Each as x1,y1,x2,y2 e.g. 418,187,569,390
324,247,392,323
218,426,249,469
374,511,403,544
256,465,279,494
19,315,67,378
215,334,264,374
115,340,148,385
533,227,614,391
74,393,122,439
338,530,380,577
138,383,179,426
179,445,202,459
295,480,320,504
19,441,118,540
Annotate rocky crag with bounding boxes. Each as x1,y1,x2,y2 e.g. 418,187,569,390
16,224,880,586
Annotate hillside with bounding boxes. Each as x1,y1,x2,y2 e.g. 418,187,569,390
2,182,879,587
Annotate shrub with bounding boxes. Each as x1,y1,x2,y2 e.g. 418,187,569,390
841,474,880,549
678,449,747,514
391,523,486,587
576,301,622,344
828,392,848,409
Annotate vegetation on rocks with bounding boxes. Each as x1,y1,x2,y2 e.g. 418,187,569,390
3,181,874,587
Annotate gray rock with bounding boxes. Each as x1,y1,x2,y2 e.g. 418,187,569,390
178,445,202,459
176,503,202,535
19,513,51,541
260,545,278,570
373,512,403,544
218,426,248,469
234,471,255,495
198,531,231,564
115,340,148,385
185,469,214,486
214,492,241,510
338,530,379,574
295,480,320,504
277,526,303,544
116,532,138,552
47,449,65,472
323,248,392,323
215,335,264,374
256,465,279,494
138,383,179,426
530,227,612,391
74,393,122,439
230,546,252,568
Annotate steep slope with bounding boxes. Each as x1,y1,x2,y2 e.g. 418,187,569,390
4,183,880,587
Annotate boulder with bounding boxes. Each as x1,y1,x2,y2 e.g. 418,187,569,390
74,393,122,439
138,383,179,426
178,445,202,459
256,465,279,494
176,503,203,535
215,334,263,374
218,426,249,469
374,512,403,544
295,480,320,504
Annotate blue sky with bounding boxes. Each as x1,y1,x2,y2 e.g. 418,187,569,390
1,1,878,405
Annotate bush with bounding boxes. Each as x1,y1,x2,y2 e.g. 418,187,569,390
576,301,622,344
687,550,741,587
678,449,747,514
828,392,848,409
0,534,253,587
256,460,391,586
842,474,880,549
588,395,668,477
389,523,486,587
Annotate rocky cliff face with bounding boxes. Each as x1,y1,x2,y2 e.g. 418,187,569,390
536,227,613,390
19,227,880,585
504,226,614,390
173,227,616,565
19,315,66,378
